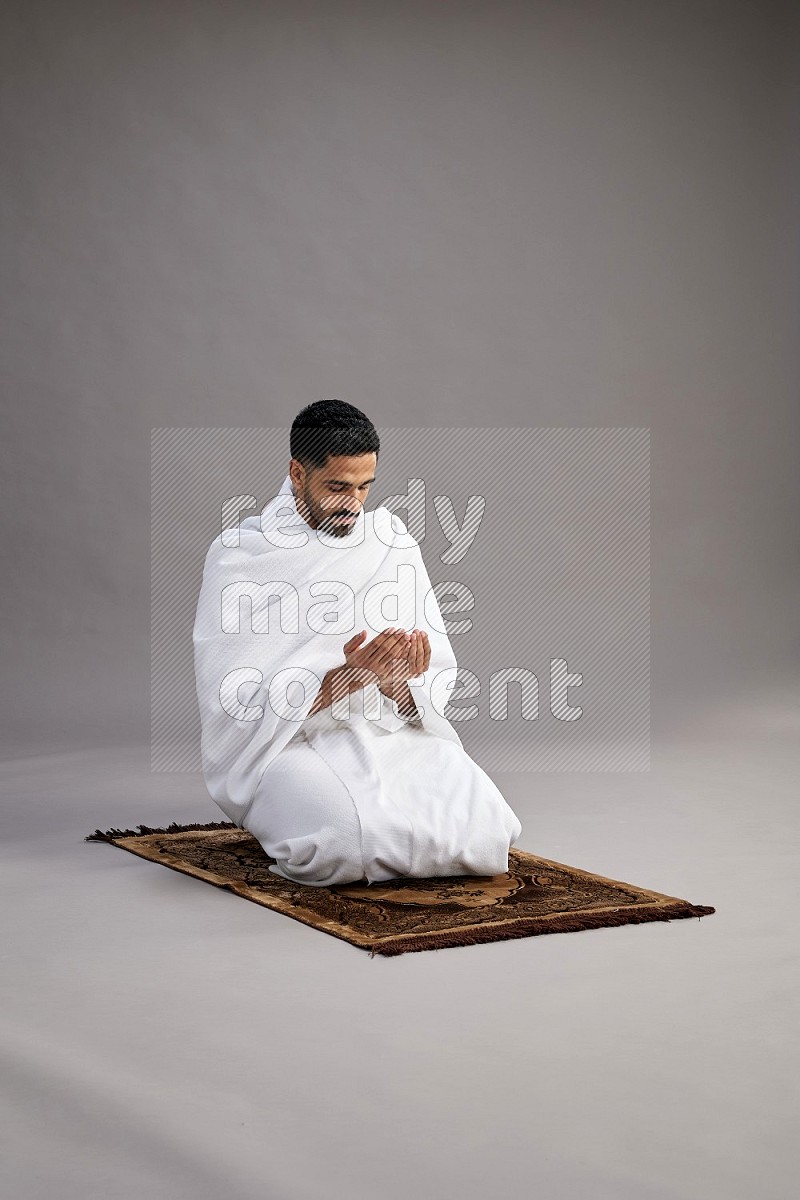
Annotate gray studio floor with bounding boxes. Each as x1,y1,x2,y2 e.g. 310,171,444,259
1,689,797,1200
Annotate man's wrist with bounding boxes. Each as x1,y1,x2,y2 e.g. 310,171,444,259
378,663,407,702
309,665,347,716
316,663,379,713
307,672,332,716
382,679,420,721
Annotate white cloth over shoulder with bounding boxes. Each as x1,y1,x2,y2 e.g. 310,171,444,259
192,474,522,885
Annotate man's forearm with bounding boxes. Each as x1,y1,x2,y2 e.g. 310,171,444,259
307,670,333,717
307,664,377,717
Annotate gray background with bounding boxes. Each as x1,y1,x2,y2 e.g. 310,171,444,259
2,2,798,1199
2,0,797,756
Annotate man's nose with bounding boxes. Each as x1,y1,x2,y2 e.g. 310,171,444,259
325,494,360,514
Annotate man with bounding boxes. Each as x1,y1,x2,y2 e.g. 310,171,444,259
192,399,522,887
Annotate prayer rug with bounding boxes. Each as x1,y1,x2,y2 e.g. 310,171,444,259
85,820,715,957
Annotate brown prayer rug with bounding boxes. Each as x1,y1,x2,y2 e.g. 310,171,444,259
85,820,715,957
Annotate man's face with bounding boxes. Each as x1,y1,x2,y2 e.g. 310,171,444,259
289,452,377,538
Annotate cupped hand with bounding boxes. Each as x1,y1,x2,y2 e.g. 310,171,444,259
373,627,431,691
410,628,431,679
341,627,414,686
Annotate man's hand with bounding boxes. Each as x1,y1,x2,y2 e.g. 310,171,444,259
308,628,430,718
342,627,413,686
377,629,431,699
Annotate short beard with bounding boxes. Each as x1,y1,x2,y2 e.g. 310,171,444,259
301,486,351,535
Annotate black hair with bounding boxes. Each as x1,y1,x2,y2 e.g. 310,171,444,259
290,399,380,471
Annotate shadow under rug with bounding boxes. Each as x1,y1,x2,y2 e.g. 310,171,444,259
85,820,715,957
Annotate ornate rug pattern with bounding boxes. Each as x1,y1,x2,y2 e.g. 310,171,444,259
86,820,715,957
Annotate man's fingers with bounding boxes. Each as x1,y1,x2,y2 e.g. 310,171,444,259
361,627,394,659
371,629,410,672
348,628,390,669
412,629,429,674
408,630,421,675
349,628,423,679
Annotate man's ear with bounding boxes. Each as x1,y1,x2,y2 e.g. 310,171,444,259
288,458,305,491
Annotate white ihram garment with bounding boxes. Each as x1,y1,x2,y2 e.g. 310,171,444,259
192,474,522,887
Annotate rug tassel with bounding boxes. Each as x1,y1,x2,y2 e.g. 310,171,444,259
85,819,238,842
367,901,716,957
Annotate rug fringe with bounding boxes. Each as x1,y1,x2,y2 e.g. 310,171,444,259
367,901,716,957
85,819,238,842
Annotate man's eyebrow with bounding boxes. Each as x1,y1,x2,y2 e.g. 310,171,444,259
325,477,376,486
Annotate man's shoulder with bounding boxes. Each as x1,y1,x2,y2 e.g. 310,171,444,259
370,506,420,550
200,516,261,570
